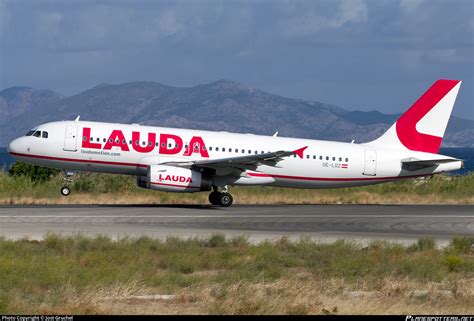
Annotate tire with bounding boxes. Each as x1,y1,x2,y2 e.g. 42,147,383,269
60,186,71,197
209,191,220,205
218,192,233,207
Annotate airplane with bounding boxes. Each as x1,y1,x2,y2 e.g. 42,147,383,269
7,79,463,207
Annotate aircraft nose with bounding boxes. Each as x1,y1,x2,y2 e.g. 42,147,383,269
7,138,20,155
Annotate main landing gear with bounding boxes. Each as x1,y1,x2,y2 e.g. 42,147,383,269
60,171,74,197
209,186,233,207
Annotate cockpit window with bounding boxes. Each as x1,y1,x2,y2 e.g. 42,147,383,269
33,131,41,138
26,130,35,136
42,131,48,139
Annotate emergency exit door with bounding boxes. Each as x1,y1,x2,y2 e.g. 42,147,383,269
363,150,377,176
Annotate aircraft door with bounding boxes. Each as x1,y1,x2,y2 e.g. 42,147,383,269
64,125,78,152
363,149,377,176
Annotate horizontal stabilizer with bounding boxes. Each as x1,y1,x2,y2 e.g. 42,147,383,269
401,157,462,171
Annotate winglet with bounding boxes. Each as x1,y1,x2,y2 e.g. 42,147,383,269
293,146,308,159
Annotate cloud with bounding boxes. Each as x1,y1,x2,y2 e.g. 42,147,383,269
0,0,472,119
0,0,11,41
399,0,425,15
281,0,368,36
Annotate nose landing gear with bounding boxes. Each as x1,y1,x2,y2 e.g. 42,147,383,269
61,186,71,196
209,186,233,207
60,171,74,197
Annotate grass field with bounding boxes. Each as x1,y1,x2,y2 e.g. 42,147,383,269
0,235,473,314
0,171,473,205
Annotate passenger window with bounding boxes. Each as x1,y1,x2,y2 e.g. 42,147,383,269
319,156,322,160
332,157,336,161
222,148,225,152
306,155,309,159
109,138,113,143
216,147,219,151
123,140,126,144
155,142,158,146
90,137,94,141
149,142,152,146
326,156,329,160
345,158,349,162
83,136,87,141
96,138,100,142
254,151,258,154
313,155,316,160
209,147,213,151
242,149,245,153
339,157,342,162
248,150,251,154
42,131,48,139
103,138,106,143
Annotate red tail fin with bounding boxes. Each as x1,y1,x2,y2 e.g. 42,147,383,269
369,79,461,153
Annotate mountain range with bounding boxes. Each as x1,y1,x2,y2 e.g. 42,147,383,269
0,80,472,147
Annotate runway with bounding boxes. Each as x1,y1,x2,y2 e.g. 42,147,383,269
0,205,473,244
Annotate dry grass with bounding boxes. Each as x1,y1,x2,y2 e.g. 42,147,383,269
1,235,473,315
6,275,473,315
0,171,473,205
0,191,472,206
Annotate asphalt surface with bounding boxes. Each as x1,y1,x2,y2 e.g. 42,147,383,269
0,205,472,244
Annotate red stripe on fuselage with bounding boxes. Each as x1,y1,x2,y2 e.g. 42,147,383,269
9,152,148,168
11,152,429,182
246,172,428,182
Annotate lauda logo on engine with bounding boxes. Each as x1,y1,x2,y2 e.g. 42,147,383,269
81,127,209,157
159,174,193,183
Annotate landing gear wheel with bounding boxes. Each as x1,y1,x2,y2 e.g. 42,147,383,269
218,192,233,207
60,186,71,197
209,191,220,205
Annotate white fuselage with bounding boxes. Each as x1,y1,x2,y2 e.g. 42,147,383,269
8,120,462,189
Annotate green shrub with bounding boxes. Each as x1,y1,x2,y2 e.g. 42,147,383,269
409,237,435,251
206,234,227,248
449,236,474,254
9,161,60,183
445,255,463,272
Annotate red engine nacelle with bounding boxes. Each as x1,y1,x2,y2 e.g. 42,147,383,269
137,165,211,193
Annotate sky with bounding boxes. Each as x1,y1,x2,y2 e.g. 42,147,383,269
0,0,473,119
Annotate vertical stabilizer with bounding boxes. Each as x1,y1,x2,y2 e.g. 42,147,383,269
368,79,461,153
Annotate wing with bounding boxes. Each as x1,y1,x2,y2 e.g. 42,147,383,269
164,146,308,173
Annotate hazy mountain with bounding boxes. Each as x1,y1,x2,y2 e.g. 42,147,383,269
0,86,63,125
0,80,472,147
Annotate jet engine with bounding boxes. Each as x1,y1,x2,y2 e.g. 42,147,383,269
137,165,211,193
